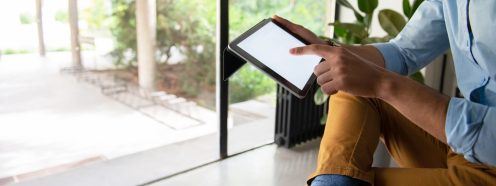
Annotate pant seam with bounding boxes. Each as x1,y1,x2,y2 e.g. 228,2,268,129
346,106,369,169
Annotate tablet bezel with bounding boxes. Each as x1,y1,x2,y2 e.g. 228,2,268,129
227,18,319,99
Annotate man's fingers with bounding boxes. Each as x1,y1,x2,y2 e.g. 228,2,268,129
316,70,333,85
272,15,299,32
314,62,330,76
290,44,330,58
272,15,291,26
320,80,339,95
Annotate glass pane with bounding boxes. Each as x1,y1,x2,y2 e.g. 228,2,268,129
0,0,218,183
228,0,328,154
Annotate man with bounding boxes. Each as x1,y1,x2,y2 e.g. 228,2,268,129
273,0,495,185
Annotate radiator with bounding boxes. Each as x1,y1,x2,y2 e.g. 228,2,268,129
275,83,327,148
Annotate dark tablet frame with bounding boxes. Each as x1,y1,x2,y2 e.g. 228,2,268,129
227,18,320,99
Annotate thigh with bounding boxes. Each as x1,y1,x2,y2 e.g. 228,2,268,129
377,100,449,168
375,161,496,186
374,168,452,186
447,152,496,186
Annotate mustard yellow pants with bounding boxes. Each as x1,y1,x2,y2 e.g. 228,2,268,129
308,92,496,186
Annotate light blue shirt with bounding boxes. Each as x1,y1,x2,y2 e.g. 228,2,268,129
373,0,496,167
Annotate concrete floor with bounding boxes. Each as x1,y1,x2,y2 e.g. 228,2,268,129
0,52,220,182
10,123,277,186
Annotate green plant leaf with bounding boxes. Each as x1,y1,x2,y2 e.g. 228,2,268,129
403,0,412,18
378,9,406,37
346,33,360,44
354,12,364,23
364,13,373,29
332,23,348,38
409,71,425,84
332,22,369,39
357,0,378,14
314,88,329,105
320,113,328,125
412,0,424,15
361,36,393,44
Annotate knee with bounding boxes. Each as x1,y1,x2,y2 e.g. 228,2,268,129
329,91,382,112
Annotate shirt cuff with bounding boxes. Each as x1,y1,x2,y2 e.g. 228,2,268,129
371,42,407,75
474,106,496,166
445,97,488,163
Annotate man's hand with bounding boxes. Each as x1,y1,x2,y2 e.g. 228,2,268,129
274,15,388,98
272,15,326,45
290,44,390,98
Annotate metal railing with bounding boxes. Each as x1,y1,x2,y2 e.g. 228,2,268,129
62,69,207,130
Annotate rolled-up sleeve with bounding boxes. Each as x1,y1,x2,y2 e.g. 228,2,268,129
372,0,450,75
446,98,496,167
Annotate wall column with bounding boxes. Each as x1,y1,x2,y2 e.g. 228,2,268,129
36,0,46,56
68,0,82,68
136,0,157,90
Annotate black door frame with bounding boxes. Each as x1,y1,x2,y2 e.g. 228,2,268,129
217,0,229,159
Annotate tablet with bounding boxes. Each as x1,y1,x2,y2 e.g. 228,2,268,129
228,18,322,98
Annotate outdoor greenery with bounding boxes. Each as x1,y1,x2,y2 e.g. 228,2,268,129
82,0,108,31
109,0,327,105
109,0,137,67
54,10,68,23
109,0,216,103
1,48,33,55
314,0,426,124
19,12,33,25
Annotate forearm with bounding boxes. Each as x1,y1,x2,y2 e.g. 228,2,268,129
344,45,449,143
379,72,450,143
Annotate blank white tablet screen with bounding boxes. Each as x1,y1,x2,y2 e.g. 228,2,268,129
237,21,321,89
